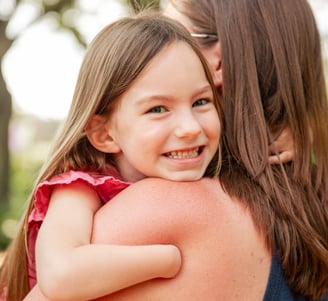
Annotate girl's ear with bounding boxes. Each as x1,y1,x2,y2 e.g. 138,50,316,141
85,115,121,153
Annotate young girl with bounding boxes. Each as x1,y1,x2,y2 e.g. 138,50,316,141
0,12,223,301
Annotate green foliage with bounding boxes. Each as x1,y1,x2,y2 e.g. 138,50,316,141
0,153,42,250
9,154,41,216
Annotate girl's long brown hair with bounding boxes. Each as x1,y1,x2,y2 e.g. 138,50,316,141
0,12,222,301
170,0,328,299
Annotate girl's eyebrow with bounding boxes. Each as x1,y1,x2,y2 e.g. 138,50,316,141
192,84,213,97
134,95,171,106
137,84,213,104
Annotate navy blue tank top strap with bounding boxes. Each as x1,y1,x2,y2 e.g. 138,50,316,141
262,254,296,301
263,255,328,301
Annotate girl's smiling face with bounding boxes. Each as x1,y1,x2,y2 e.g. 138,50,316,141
107,41,221,182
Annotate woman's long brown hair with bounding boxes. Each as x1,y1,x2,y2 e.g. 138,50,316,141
171,0,328,299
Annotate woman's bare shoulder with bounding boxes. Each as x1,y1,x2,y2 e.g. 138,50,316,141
92,177,221,244
92,176,257,248
92,177,271,301
111,177,227,205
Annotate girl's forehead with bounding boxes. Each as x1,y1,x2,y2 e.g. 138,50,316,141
116,41,211,103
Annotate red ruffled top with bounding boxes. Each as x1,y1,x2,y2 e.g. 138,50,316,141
27,170,130,289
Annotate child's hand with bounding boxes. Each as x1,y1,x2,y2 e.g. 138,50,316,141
269,127,294,164
159,244,182,278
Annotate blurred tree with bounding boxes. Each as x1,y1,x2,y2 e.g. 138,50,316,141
124,0,161,13
0,0,86,208
0,20,12,208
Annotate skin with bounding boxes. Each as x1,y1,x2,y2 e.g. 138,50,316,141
24,41,221,300
91,178,271,301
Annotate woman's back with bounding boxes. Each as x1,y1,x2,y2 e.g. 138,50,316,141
92,177,271,300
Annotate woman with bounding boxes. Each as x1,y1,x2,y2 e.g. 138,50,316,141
96,0,328,300
92,0,328,300
165,0,328,298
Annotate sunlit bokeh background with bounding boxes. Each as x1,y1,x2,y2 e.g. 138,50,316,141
3,0,128,120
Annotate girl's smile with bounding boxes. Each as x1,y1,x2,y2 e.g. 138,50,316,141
163,146,203,159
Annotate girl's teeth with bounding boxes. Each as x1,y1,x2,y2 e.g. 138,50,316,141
166,148,199,159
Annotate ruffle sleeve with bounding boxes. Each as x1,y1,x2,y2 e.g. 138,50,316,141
28,170,130,224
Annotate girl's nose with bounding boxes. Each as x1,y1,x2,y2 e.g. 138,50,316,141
174,112,202,138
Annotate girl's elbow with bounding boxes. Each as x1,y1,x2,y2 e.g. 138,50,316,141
38,261,74,300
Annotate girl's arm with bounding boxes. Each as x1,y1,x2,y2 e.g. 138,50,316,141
35,181,181,301
23,285,49,301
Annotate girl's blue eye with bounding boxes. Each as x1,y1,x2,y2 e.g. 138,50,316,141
147,106,167,113
193,98,210,107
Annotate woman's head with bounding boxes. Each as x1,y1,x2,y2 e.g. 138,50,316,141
44,11,223,181
164,1,222,87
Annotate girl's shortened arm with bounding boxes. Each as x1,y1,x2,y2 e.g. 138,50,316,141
35,181,181,301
